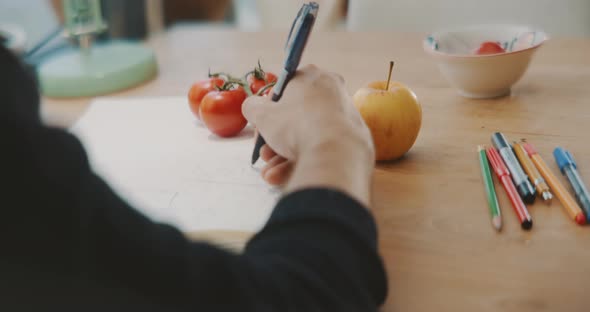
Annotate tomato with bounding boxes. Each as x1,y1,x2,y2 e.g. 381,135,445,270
248,72,277,94
188,77,225,119
248,76,264,94
265,72,277,83
200,86,248,137
475,41,505,55
247,62,277,94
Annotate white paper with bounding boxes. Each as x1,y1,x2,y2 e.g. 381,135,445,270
71,97,279,232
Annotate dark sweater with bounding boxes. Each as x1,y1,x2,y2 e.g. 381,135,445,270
0,46,387,311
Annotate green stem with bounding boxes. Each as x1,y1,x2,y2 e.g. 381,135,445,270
226,77,253,96
256,81,276,96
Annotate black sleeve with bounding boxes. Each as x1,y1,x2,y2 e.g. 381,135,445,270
1,46,388,311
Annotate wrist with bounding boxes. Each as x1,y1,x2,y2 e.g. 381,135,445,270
288,132,375,206
301,137,374,172
298,118,375,166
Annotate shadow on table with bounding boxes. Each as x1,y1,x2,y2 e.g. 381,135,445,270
207,125,255,142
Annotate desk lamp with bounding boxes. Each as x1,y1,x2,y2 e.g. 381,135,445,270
38,0,157,98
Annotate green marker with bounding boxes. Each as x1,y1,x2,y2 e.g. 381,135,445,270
478,145,502,231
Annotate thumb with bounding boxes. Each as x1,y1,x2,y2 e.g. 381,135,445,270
242,95,273,126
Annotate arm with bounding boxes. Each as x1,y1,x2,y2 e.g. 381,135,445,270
4,127,386,310
2,46,387,310
242,65,387,308
287,138,374,206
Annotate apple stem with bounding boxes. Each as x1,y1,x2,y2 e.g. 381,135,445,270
385,61,394,91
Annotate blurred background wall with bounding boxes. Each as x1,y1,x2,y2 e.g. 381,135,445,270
347,0,590,36
1,0,589,52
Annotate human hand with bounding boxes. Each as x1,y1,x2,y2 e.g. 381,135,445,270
243,64,373,161
243,65,374,204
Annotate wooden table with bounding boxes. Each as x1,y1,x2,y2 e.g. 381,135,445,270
43,25,590,311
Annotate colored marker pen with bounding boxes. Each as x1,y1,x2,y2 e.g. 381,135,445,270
554,147,590,221
491,133,536,204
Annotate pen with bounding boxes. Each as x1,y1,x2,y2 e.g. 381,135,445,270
486,147,533,230
513,142,553,202
522,143,586,225
491,133,536,204
478,145,502,231
251,2,319,164
553,147,590,221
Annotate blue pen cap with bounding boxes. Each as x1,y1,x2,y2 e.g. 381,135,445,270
554,147,577,174
491,132,510,150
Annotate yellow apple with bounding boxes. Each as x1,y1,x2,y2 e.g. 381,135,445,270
353,80,422,161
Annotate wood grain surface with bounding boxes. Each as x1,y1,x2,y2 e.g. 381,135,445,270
42,26,590,311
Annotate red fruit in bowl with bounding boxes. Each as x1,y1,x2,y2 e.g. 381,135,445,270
475,41,505,55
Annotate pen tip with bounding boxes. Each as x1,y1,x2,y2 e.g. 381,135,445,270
478,145,485,152
492,216,502,231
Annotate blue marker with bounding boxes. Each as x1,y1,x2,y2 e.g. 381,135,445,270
554,147,590,221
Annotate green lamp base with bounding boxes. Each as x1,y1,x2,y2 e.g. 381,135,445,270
38,40,157,98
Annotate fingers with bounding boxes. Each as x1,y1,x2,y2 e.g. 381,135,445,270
242,95,273,125
329,72,345,84
263,158,294,186
261,154,286,176
260,144,277,162
260,149,293,185
297,65,344,85
300,63,319,73
245,64,350,164
293,64,321,83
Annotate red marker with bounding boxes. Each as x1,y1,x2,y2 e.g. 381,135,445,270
486,147,533,230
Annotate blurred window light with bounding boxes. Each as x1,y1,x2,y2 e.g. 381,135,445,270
233,0,344,30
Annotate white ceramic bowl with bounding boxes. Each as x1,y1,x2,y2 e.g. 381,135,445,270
423,25,547,99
